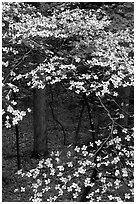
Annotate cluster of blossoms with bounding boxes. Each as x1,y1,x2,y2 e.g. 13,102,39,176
2,82,31,128
14,134,134,201
9,14,133,96
2,3,134,113
2,104,31,128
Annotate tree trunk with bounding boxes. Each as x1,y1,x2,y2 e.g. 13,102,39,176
118,86,130,127
32,87,49,157
122,86,130,127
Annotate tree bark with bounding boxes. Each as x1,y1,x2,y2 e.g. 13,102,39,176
32,87,49,157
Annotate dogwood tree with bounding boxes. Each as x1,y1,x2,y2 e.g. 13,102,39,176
2,2,134,201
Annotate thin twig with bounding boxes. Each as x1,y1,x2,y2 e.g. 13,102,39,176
93,121,114,158
98,96,114,123
3,50,31,84
106,93,131,116
97,96,130,181
49,102,67,145
49,86,67,145
93,96,115,156
114,121,133,131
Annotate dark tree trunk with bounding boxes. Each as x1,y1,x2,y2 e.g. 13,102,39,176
122,87,130,127
15,124,21,170
32,87,49,157
118,86,130,127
